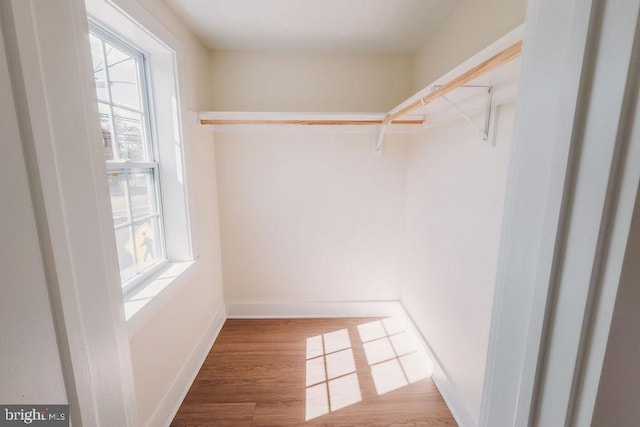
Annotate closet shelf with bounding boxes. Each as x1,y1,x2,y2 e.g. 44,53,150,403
199,32,523,129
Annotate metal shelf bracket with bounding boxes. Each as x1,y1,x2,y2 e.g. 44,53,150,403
436,85,494,141
373,124,387,154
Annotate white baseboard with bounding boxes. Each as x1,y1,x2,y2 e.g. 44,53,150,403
225,300,405,318
431,371,476,427
148,304,227,427
399,304,477,427
147,300,474,427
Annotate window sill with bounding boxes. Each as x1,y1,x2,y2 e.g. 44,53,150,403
125,260,198,337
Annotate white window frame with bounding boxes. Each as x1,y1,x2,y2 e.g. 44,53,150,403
89,22,169,294
86,0,197,336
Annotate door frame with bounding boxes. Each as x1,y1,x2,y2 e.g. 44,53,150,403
481,0,640,425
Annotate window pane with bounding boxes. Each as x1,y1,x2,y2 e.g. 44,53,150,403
105,42,141,110
134,217,161,271
108,171,129,226
89,27,167,289
99,102,115,160
113,107,146,161
128,169,156,219
89,34,109,102
115,226,136,283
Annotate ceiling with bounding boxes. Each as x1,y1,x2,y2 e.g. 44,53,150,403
163,0,460,53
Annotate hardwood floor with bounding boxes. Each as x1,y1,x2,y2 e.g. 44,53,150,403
172,318,457,426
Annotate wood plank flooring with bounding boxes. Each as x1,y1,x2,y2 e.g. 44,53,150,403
172,318,457,426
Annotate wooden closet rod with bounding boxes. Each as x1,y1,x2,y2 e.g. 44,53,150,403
200,41,522,127
200,118,424,126
382,40,523,125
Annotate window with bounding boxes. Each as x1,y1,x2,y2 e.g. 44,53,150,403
89,25,166,291
86,0,194,328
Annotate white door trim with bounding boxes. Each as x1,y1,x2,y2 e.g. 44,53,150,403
481,0,640,425
1,0,137,424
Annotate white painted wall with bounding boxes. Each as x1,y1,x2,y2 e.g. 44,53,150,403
113,1,225,425
400,104,515,424
203,0,524,112
137,0,211,112
209,51,414,112
0,19,67,405
215,130,408,304
129,113,225,426
4,0,635,425
413,0,526,90
3,0,225,422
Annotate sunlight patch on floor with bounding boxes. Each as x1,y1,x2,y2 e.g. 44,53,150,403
306,355,326,387
326,348,356,379
305,316,434,420
305,383,329,420
305,329,362,420
370,358,408,394
400,350,433,383
306,334,324,359
328,373,362,411
362,336,396,365
323,328,351,353
358,317,434,396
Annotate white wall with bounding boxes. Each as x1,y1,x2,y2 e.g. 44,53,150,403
129,114,224,425
78,0,522,422
0,19,67,405
401,104,515,423
120,1,225,425
136,0,211,112
413,0,525,90
206,0,525,112
215,130,408,304
3,0,224,422
209,51,414,112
